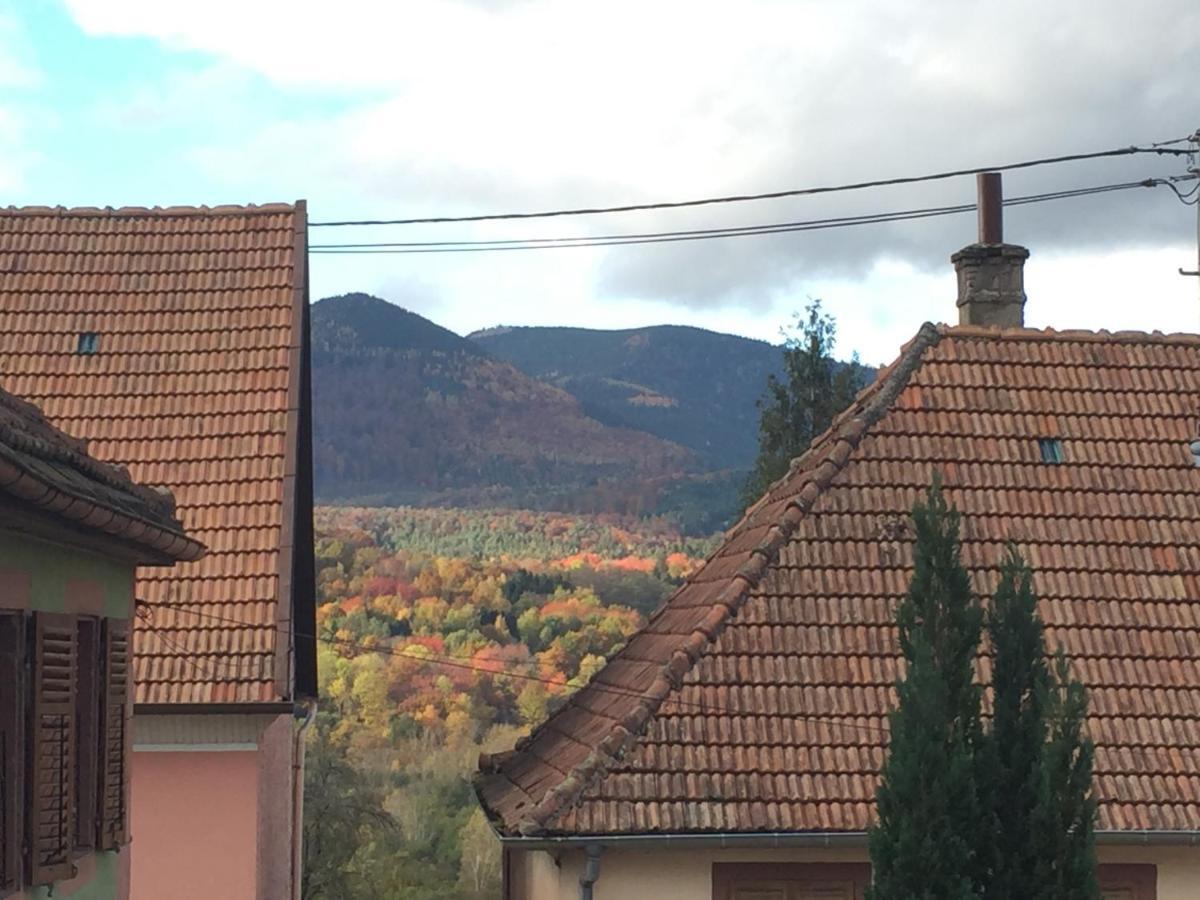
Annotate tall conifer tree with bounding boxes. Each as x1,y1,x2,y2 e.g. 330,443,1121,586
982,546,1050,899
868,479,985,900
1032,651,1100,900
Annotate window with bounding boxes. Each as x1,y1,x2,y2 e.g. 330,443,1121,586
74,619,100,853
1038,437,1064,463
712,863,871,900
1099,864,1156,900
76,333,99,355
0,612,131,894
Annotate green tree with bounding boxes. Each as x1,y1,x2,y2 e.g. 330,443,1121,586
868,480,985,900
456,808,502,895
982,546,1049,899
302,723,398,900
743,299,864,506
1032,651,1099,900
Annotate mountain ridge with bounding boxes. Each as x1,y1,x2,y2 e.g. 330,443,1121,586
310,294,704,518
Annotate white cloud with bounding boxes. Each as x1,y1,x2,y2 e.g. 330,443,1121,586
57,0,1200,352
0,11,41,192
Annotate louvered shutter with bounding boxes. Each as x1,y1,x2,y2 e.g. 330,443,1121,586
97,619,130,850
0,613,25,895
28,613,76,885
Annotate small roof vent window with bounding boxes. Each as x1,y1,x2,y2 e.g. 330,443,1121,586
1038,438,1063,464
77,332,100,355
1190,439,1200,467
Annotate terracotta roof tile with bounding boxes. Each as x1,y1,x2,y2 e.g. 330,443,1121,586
0,384,201,561
0,203,309,704
478,323,1200,837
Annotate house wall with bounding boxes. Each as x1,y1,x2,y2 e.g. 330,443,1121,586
129,712,299,900
0,530,133,618
508,843,1200,900
0,530,135,900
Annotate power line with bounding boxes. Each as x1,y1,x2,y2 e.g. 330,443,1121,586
308,179,1162,255
140,603,892,739
309,142,1193,227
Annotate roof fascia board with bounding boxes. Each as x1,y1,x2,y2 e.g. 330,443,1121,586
499,830,1200,851
273,198,308,701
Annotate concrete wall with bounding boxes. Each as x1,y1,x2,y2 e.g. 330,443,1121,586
1,530,135,900
509,843,1200,900
129,712,299,900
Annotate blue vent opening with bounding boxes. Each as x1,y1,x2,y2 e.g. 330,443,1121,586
1038,438,1063,464
77,332,100,355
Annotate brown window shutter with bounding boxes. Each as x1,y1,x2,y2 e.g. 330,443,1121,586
0,612,26,895
27,612,77,886
97,619,130,850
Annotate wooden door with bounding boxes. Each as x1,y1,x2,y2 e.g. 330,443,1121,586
713,863,869,900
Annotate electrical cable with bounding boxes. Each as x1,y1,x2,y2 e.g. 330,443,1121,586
309,142,1192,227
308,179,1163,255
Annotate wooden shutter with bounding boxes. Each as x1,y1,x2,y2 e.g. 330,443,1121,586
27,613,76,885
97,619,130,850
0,613,25,895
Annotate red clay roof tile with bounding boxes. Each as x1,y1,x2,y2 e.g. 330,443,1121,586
478,323,1200,837
0,203,310,705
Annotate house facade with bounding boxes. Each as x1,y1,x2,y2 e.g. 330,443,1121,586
0,203,317,900
477,200,1200,900
0,384,203,899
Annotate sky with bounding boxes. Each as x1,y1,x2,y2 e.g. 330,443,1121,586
3,0,1199,364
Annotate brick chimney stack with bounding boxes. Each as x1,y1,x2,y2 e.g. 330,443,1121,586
952,172,1030,328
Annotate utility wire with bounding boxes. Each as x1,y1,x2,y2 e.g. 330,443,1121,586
308,179,1162,255
309,142,1192,227
140,603,893,738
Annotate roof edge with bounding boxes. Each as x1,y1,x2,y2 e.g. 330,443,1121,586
0,453,204,562
0,202,297,219
494,829,1200,849
486,322,944,837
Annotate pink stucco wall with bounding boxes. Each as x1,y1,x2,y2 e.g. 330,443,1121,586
130,750,259,900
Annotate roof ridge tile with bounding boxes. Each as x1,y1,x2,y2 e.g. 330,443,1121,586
0,203,297,219
940,323,1200,346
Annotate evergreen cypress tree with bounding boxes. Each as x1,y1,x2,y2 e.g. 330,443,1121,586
868,479,985,900
982,546,1050,899
1032,651,1100,900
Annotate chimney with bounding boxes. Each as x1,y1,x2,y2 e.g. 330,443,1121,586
951,172,1030,328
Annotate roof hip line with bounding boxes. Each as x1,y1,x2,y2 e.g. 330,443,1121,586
484,323,944,837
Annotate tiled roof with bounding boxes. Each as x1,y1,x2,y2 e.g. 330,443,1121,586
0,204,314,705
478,323,1200,837
0,383,202,562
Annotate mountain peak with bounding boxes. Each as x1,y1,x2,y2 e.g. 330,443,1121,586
312,293,484,356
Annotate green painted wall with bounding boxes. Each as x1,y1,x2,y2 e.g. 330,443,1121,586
0,531,133,618
23,852,119,900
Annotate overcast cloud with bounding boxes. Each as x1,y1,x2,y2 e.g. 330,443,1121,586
9,1,1200,361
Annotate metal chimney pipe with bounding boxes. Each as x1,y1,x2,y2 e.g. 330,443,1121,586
977,172,1003,244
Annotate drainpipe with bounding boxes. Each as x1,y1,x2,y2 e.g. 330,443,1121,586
292,698,318,900
579,844,602,900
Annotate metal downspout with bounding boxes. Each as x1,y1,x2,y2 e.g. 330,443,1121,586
579,844,602,900
292,699,318,899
